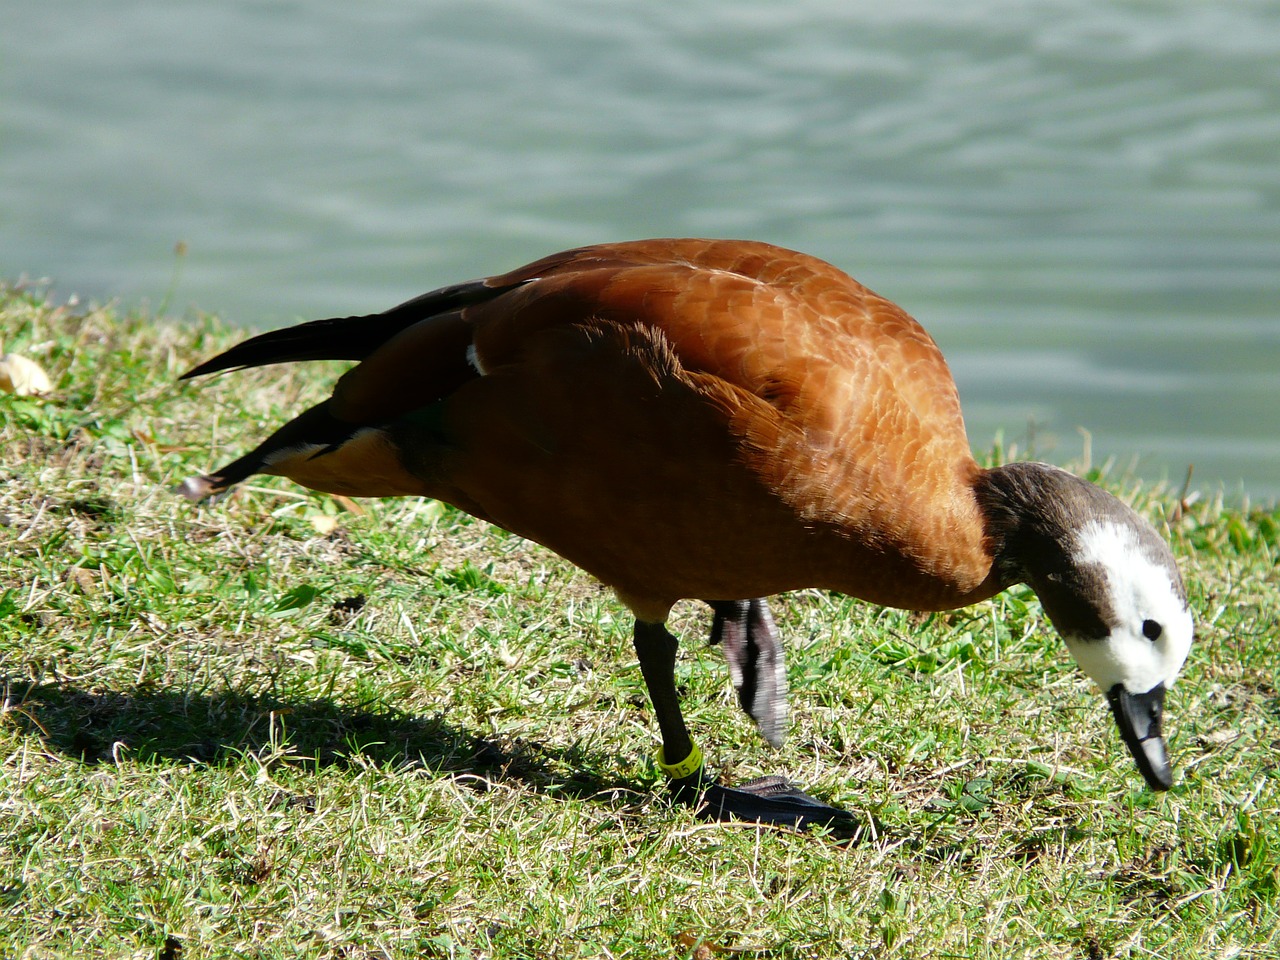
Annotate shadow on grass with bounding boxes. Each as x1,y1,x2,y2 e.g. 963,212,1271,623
2,675,644,809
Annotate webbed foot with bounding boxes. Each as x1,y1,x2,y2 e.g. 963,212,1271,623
709,599,787,748
669,769,860,831
700,775,860,830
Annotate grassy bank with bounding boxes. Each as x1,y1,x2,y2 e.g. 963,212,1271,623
2,283,1277,959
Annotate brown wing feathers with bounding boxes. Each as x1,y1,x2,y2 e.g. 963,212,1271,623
179,239,998,608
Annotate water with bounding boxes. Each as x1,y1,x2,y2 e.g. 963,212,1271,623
4,0,1278,502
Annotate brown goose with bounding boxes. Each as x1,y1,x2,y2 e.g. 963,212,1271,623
179,239,1193,826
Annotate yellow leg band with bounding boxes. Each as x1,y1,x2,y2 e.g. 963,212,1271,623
656,742,704,780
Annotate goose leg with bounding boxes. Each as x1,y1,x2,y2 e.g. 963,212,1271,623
708,598,788,748
633,619,703,800
633,618,858,830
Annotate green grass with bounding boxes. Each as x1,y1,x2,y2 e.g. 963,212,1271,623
2,282,1277,959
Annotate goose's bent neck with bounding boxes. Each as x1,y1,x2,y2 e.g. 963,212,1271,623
812,461,1125,615
972,460,1141,594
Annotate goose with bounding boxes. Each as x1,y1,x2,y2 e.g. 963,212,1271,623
178,238,1193,827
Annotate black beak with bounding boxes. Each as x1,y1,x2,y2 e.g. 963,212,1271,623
1106,682,1171,791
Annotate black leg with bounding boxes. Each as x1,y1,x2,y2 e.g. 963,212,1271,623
632,616,711,803
635,614,859,831
632,619,692,765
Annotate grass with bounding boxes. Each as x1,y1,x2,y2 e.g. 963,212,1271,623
1,281,1277,959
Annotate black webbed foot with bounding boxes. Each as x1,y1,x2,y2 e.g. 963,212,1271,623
669,771,859,830
700,776,860,830
708,599,787,748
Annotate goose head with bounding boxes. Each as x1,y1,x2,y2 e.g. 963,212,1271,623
978,462,1194,790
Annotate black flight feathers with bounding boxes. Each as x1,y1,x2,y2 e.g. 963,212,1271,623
180,278,527,379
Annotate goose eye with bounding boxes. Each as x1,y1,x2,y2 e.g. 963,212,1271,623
1141,619,1163,641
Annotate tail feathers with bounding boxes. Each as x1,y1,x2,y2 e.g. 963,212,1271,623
175,474,223,502
174,449,274,502
174,401,359,501
181,277,527,380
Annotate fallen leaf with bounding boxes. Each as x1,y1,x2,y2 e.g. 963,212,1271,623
674,932,765,957
333,495,366,516
0,353,53,396
64,567,100,594
310,514,339,535
675,933,723,957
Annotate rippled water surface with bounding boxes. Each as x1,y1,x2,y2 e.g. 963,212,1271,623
4,0,1278,500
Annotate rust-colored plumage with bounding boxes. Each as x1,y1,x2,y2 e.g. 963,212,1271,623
181,238,1193,824
192,239,998,614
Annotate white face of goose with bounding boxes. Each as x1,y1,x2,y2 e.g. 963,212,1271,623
1048,518,1194,791
1062,519,1194,694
